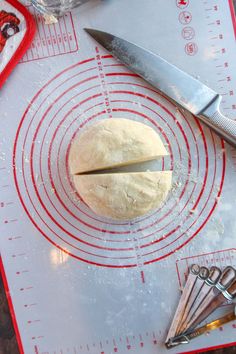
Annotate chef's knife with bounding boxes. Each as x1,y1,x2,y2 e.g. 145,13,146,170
84,28,236,147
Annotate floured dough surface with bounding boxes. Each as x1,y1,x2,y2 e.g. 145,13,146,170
69,118,168,174
73,171,172,220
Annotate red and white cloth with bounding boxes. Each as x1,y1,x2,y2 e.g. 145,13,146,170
0,0,35,87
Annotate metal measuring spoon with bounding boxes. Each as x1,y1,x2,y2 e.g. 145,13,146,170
166,305,236,349
180,265,221,333
176,266,209,335
186,266,236,331
165,264,200,343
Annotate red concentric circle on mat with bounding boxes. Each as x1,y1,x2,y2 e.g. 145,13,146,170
13,56,226,268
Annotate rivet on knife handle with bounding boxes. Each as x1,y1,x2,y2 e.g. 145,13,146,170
199,96,236,148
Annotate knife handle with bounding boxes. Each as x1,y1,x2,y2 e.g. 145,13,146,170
199,96,236,148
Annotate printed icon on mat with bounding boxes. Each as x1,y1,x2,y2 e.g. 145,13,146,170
176,0,189,9
0,10,20,53
182,26,195,40
179,11,192,25
185,42,198,56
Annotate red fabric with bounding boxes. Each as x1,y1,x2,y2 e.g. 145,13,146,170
0,0,36,88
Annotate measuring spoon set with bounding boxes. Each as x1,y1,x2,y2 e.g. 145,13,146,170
165,264,236,348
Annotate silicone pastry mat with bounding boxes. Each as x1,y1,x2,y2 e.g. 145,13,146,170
0,0,236,353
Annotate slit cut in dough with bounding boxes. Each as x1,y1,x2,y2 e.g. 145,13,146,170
69,118,172,220
69,118,168,175
73,171,172,220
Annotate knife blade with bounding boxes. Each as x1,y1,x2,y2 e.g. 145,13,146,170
84,28,236,148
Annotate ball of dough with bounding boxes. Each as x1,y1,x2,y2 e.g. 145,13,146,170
73,171,172,220
69,118,168,174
